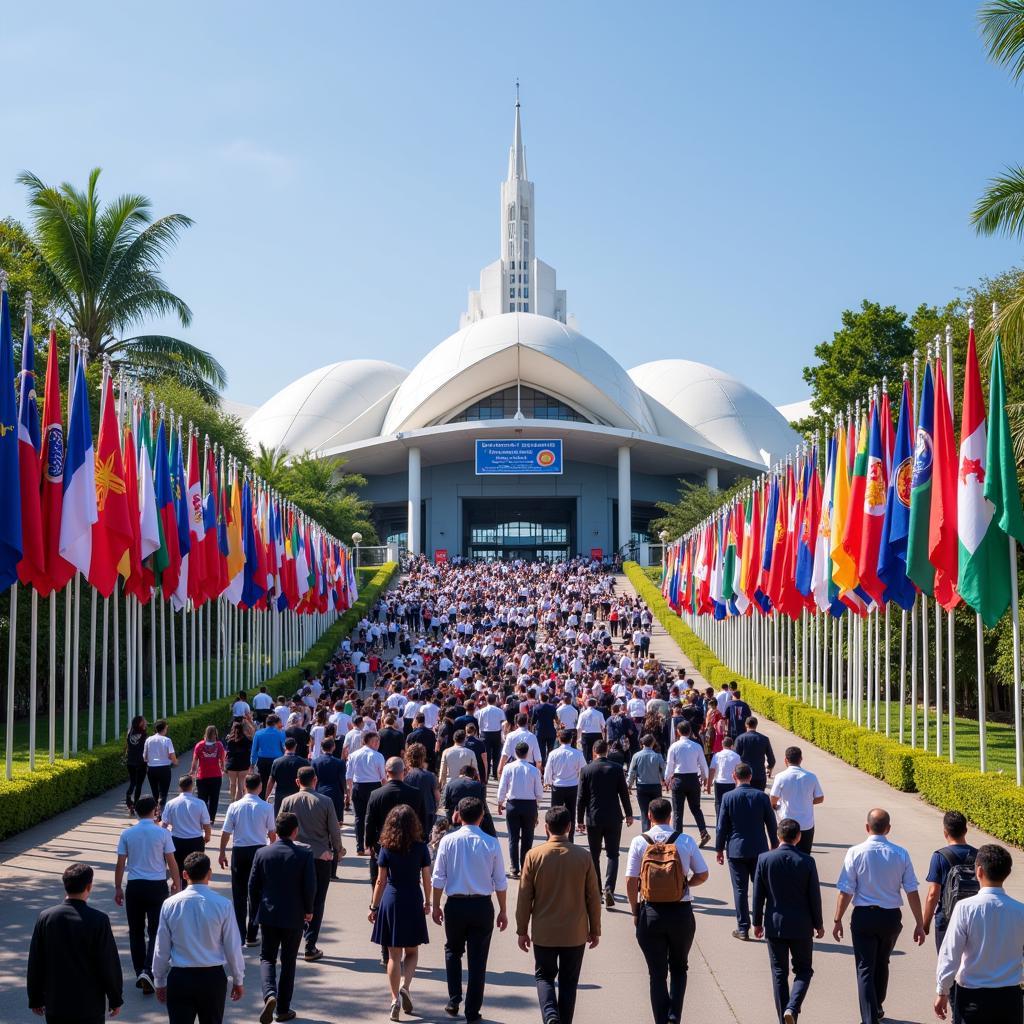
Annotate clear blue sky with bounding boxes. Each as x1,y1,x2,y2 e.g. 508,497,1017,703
2,3,1022,407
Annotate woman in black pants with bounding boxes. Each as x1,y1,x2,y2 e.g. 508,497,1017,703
124,716,148,814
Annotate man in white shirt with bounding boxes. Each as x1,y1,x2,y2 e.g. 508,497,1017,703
328,702,353,736
664,723,710,847
769,746,824,854
160,776,212,883
218,774,276,944
577,699,605,763
497,742,545,877
430,797,509,1022
935,843,1024,1023
707,737,741,821
143,720,178,811
152,851,244,1018
252,687,274,724
833,809,926,1024
346,733,386,855
476,695,507,781
625,796,709,1024
497,714,542,775
543,730,587,840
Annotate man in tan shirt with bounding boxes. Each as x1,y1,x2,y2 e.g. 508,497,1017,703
439,729,477,790
516,805,601,1024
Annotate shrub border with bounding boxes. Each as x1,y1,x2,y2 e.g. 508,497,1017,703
0,562,397,840
623,561,1024,847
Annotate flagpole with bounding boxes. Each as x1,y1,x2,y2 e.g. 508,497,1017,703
936,602,943,759
72,572,81,754
945,323,957,765
6,584,18,780
29,589,38,770
48,591,56,763
1010,537,1022,785
87,587,97,750
112,584,120,742
100,596,109,745
150,598,157,723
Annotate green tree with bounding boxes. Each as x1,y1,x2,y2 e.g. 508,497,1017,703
0,217,54,339
147,379,253,465
17,168,226,401
651,479,746,541
796,301,915,437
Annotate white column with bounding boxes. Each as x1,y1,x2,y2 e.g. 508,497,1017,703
617,445,631,554
706,465,719,492
407,446,422,556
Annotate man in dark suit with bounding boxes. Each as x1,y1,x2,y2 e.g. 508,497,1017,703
530,692,560,765
365,756,428,853
715,762,778,940
733,717,776,791
407,714,438,773
377,715,407,760
27,862,123,1024
725,690,753,740
442,765,497,836
265,739,310,816
248,813,316,1024
752,818,824,1024
576,739,634,908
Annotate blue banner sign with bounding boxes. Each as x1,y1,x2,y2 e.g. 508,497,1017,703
475,439,563,475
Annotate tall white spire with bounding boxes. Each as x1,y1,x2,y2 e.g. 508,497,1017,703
508,80,527,180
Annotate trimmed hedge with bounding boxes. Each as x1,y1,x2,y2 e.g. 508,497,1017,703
0,562,397,840
623,561,1024,848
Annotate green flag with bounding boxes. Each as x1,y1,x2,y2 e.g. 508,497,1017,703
906,360,935,596
985,336,1024,546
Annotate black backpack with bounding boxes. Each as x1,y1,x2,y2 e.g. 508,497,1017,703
939,847,979,922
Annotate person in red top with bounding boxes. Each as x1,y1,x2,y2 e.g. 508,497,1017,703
191,726,227,824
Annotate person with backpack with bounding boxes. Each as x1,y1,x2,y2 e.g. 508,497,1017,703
922,810,978,951
624,796,709,1024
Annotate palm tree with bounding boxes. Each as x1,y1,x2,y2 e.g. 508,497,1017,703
17,167,226,401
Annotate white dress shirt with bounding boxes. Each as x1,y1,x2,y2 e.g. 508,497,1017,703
221,794,275,847
342,727,364,756
770,766,824,830
935,887,1024,994
152,883,245,988
252,692,274,711
836,834,919,909
431,824,508,896
422,703,441,730
143,734,175,766
477,705,506,733
716,690,731,714
117,819,176,881
577,708,605,735
555,704,579,729
348,745,387,784
160,793,210,839
329,710,353,734
665,738,708,781
501,728,542,764
543,744,586,788
627,697,647,719
709,749,741,784
497,759,544,804
625,824,708,903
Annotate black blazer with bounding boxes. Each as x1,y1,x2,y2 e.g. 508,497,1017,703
364,779,427,849
27,900,123,1017
734,731,776,788
441,778,497,836
715,784,778,859
378,727,407,761
408,727,437,769
249,838,317,929
752,843,824,939
577,756,633,827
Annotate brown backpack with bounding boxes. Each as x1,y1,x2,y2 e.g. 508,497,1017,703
638,830,686,903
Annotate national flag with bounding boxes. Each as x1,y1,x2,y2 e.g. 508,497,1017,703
240,476,265,608
928,357,960,611
118,409,146,602
88,373,132,597
907,360,936,596
857,400,888,604
16,306,45,590
839,407,870,593
811,435,836,611
224,464,245,605
169,426,191,609
58,354,97,576
136,406,161,597
201,443,224,602
730,498,749,614
38,328,73,595
186,431,208,605
795,448,819,599
878,378,916,609
0,278,23,588
985,336,1024,546
153,419,181,598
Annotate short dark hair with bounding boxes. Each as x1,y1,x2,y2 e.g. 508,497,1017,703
515,741,530,758
976,843,1012,884
545,805,572,835
745,716,758,729
641,733,655,747
677,722,691,738
183,852,211,881
558,729,573,743
154,719,168,733
457,797,484,825
648,797,672,824
135,796,157,818
593,739,608,756
322,738,335,753
778,818,801,844
454,729,467,744
178,774,194,791
62,862,93,895
785,746,803,765
297,766,316,786
266,713,280,726
284,737,297,751
244,774,262,792
734,762,753,782
276,812,299,838
943,810,968,840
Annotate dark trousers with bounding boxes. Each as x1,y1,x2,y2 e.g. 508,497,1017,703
230,845,260,941
727,857,758,932
636,784,662,831
581,734,601,763
305,859,332,951
670,773,707,834
166,965,227,1024
538,734,556,765
443,895,494,1020
635,900,696,1024
586,821,623,892
766,936,814,1022
126,764,147,808
506,799,538,872
953,985,1023,1024
795,827,815,854
713,781,735,822
148,764,173,807
172,836,206,882
352,781,380,853
255,757,274,794
550,786,578,842
850,906,902,1024
483,732,502,779
125,878,168,975
259,924,303,1014
195,777,222,823
534,944,586,1024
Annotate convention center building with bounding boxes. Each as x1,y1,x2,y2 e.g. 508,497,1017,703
245,100,800,561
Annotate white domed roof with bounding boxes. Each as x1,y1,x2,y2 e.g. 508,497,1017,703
381,313,656,435
246,359,408,455
628,359,800,466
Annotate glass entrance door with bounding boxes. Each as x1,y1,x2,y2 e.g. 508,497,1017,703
463,498,576,561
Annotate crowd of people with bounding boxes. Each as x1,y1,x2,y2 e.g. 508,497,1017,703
24,555,1024,1024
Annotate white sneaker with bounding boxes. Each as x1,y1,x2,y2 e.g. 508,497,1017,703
390,998,401,1021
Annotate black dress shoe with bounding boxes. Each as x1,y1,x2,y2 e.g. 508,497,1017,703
275,1012,297,1022
731,928,749,941
445,999,460,1017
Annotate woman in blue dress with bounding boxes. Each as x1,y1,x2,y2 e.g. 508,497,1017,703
367,804,432,1021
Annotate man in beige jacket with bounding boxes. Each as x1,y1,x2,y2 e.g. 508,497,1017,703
515,805,601,1024
439,729,477,790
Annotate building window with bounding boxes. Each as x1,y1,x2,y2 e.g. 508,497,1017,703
523,242,529,259
523,222,529,239
521,206,529,221
523,286,529,299
449,385,586,422
508,203,516,221
523,303,529,312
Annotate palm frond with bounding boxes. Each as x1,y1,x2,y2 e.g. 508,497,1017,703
972,165,1024,238
107,334,227,389
979,0,1024,82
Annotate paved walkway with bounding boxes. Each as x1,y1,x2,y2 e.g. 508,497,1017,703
1,574,1020,1024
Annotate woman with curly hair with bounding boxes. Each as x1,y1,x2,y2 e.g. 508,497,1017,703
367,804,432,1020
